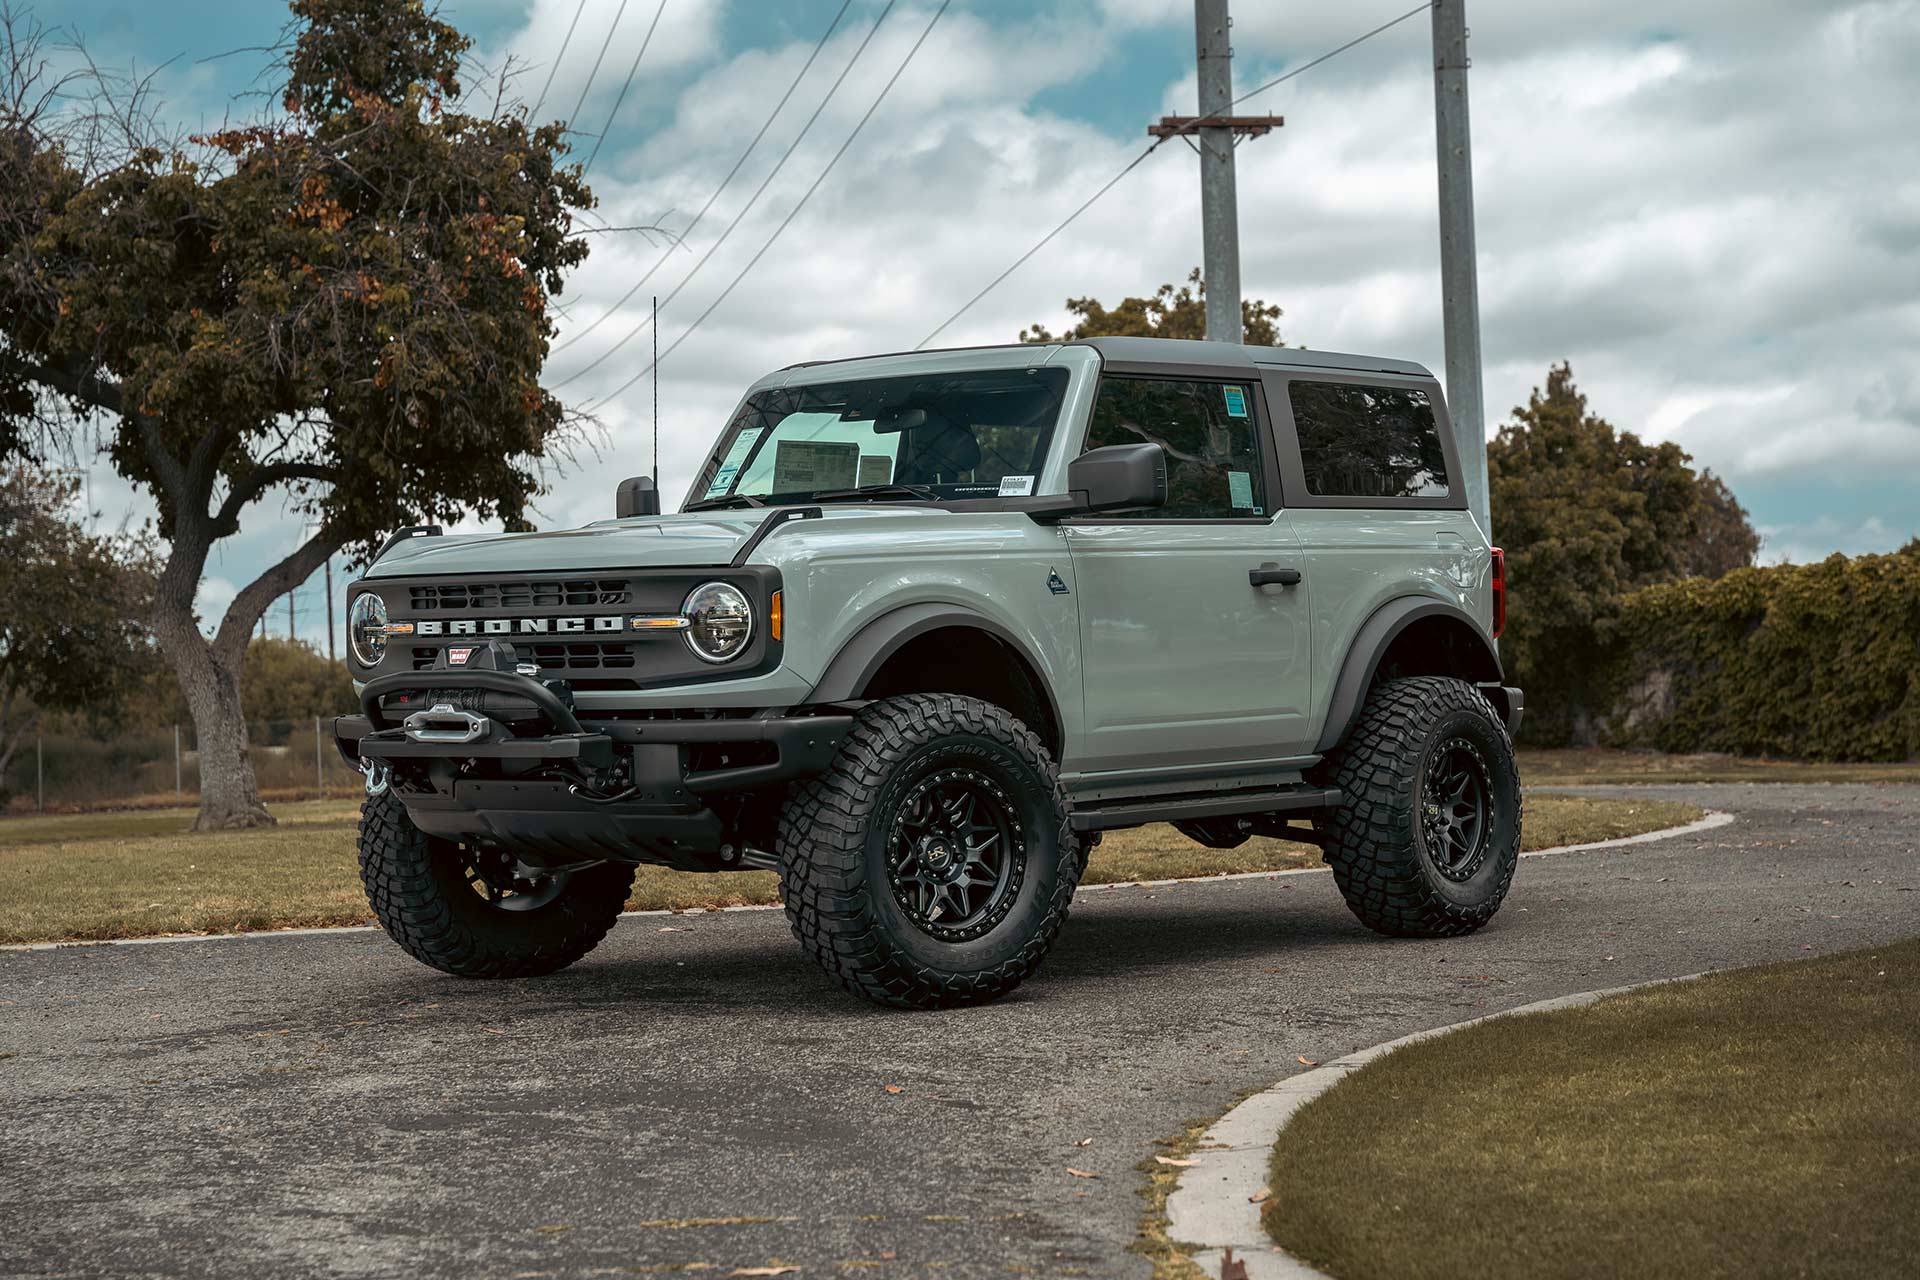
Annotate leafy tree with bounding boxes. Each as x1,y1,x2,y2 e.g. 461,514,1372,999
1489,363,1760,743
1020,268,1284,346
1683,471,1762,578
0,0,593,828
239,637,358,724
0,468,158,797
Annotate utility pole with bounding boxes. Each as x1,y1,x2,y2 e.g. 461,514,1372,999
323,557,336,664
288,589,295,643
1432,0,1490,536
1196,0,1240,343
1150,1,1281,344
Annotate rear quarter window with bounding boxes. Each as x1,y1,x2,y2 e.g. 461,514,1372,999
1288,381,1451,500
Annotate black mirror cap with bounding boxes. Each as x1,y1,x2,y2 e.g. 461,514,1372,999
1067,442,1167,512
616,475,662,518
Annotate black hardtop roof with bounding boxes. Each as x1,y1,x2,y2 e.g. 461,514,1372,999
780,337,1432,379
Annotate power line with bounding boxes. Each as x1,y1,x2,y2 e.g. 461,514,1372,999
1230,2,1433,107
581,0,669,177
916,1,1435,349
530,0,590,118
565,0,633,133
555,0,854,355
586,0,952,414
553,0,894,389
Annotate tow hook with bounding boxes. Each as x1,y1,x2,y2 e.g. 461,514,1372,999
361,758,391,797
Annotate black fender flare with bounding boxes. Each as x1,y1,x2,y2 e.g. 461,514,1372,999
806,603,1065,742
1314,598,1504,754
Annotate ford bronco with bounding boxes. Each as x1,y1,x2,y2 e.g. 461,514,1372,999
334,336,1522,1008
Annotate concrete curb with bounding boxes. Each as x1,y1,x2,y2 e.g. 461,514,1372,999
0,809,1735,954
1166,976,1709,1279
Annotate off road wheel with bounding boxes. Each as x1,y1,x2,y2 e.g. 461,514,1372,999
776,693,1078,1009
1314,676,1521,938
357,789,635,978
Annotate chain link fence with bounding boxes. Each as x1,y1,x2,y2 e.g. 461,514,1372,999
3,719,365,812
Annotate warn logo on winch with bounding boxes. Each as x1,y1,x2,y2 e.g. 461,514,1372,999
412,616,625,636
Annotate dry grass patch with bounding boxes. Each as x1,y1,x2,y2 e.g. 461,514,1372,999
1265,939,1920,1280
1521,747,1920,786
1,794,1702,945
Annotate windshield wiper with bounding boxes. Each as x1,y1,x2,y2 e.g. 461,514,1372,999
683,493,767,511
807,483,939,504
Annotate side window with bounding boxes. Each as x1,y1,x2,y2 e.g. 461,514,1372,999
1289,381,1450,500
1084,377,1267,518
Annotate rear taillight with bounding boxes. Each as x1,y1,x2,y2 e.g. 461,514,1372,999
1489,547,1507,639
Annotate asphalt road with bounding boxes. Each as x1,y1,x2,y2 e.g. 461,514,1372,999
4,784,1917,1280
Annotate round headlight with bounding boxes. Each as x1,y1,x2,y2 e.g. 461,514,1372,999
681,582,753,664
348,592,389,667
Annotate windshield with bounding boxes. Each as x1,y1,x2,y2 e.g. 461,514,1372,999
689,367,1070,507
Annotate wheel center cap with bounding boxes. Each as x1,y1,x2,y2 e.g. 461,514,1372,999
924,839,953,869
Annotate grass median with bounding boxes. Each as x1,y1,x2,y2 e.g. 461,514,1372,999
1520,746,1920,785
0,794,1702,946
1264,939,1920,1280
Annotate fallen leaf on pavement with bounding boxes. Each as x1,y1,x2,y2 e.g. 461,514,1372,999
883,1085,903,1094
1074,1137,1093,1147
728,1269,797,1277
1296,1054,1320,1067
533,1224,570,1234
1248,1186,1271,1204
1065,1167,1100,1179
1154,1156,1195,1167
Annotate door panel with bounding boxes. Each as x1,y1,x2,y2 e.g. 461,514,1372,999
1064,520,1314,773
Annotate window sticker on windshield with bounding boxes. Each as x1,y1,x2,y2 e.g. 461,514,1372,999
1222,386,1249,418
998,474,1035,497
772,439,860,492
705,428,762,497
857,455,893,488
1228,469,1255,508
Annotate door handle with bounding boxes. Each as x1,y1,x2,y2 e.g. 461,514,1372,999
1249,564,1302,587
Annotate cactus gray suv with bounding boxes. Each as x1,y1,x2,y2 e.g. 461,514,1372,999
335,337,1522,1007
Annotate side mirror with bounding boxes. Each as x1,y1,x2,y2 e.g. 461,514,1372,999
1067,443,1166,513
616,475,661,518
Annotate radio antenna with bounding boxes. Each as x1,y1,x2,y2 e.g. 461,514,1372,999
651,295,660,490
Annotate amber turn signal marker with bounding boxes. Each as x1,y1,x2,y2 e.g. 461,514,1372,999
770,590,783,641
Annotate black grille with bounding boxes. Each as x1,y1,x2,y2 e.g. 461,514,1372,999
407,579,632,611
407,642,639,673
515,641,639,672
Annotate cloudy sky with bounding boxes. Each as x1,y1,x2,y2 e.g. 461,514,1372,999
48,0,1920,651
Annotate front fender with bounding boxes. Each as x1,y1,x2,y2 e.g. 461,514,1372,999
806,603,1066,739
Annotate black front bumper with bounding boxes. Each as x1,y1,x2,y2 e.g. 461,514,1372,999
333,673,852,869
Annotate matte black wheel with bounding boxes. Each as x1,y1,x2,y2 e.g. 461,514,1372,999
357,789,635,978
776,693,1078,1008
886,767,1026,942
1313,676,1522,938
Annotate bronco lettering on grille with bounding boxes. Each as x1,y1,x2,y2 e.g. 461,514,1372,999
413,616,625,636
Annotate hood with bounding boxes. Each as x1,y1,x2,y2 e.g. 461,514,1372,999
363,505,954,578
365,512,770,577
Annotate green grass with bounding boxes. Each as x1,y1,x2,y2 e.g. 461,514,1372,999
1520,746,1920,785
0,794,1702,946
1264,939,1920,1280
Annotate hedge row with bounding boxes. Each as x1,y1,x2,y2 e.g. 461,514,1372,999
1607,550,1920,761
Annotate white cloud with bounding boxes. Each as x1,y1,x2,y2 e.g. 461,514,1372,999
487,0,725,130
